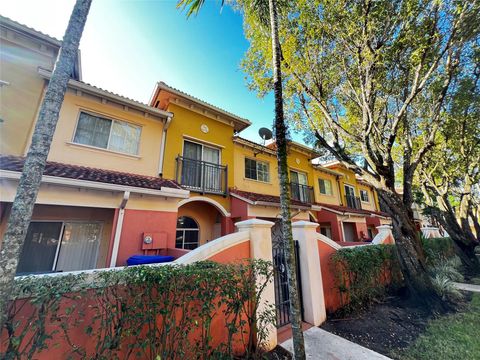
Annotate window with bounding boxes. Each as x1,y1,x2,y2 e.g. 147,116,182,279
73,111,141,155
320,225,332,239
16,221,102,275
360,189,369,202
182,140,222,191
245,158,270,182
176,216,199,250
319,178,333,195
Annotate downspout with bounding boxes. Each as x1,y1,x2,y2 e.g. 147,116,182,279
336,175,343,206
109,191,130,267
158,116,172,176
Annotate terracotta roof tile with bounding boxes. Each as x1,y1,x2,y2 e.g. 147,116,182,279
0,155,181,190
316,202,389,218
230,189,310,207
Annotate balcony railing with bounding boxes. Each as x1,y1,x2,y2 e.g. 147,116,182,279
176,156,228,196
345,194,362,210
290,182,314,204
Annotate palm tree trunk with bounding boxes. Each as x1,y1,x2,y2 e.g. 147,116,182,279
0,0,92,328
268,0,305,358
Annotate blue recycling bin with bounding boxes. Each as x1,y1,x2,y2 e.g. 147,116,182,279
126,255,174,266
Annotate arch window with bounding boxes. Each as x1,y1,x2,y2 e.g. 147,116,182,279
176,216,199,250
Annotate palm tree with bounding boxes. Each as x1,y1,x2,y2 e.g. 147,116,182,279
0,0,93,328
177,0,306,358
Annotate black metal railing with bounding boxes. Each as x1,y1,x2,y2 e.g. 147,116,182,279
272,240,303,328
290,182,314,204
345,194,362,209
176,156,228,195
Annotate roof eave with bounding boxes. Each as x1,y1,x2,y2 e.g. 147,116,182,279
38,68,173,120
155,82,252,131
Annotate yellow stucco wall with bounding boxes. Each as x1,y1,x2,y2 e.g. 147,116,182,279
161,103,235,211
233,143,279,196
328,165,380,210
313,170,341,205
41,92,165,177
286,148,315,186
0,33,57,155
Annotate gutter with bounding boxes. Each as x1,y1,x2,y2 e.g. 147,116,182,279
0,170,189,198
158,116,172,176
109,191,130,267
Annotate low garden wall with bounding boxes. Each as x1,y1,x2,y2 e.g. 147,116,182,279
1,220,277,360
1,260,273,359
317,235,402,314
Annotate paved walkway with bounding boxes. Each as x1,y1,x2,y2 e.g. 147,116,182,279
453,282,480,293
280,327,391,360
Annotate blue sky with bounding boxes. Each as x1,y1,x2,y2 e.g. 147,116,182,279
1,0,305,143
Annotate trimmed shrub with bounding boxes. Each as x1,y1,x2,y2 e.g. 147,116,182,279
1,260,275,360
421,237,456,262
331,244,402,313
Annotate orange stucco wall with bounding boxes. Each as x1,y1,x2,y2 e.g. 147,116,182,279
317,240,343,313
2,239,254,359
208,241,250,263
115,209,178,266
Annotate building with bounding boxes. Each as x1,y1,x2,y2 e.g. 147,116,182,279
0,15,391,275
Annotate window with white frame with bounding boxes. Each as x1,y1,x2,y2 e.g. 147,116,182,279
318,178,333,195
245,158,270,182
176,216,199,250
360,189,369,202
73,111,141,155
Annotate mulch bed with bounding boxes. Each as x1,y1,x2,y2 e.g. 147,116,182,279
320,295,435,357
263,345,292,359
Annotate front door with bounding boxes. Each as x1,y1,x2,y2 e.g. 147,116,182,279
343,222,356,242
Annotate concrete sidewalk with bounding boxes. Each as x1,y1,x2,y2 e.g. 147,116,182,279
453,282,480,293
280,327,391,360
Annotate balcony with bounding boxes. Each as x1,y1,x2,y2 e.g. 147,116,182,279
345,194,362,210
290,182,314,204
176,156,228,196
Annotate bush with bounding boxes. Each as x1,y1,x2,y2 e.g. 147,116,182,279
421,237,456,262
428,256,464,302
1,260,275,360
331,244,402,313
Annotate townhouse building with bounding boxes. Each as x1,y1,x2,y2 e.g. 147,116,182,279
0,16,391,275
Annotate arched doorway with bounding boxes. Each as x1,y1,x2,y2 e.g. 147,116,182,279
176,199,227,248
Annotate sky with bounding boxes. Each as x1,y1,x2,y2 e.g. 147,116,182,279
1,0,305,143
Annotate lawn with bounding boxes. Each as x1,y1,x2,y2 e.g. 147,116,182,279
398,293,480,360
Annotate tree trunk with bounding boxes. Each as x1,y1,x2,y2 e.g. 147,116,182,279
377,190,449,311
428,204,480,275
0,0,92,328
268,0,305,358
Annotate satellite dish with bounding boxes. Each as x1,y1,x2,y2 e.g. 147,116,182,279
258,127,273,142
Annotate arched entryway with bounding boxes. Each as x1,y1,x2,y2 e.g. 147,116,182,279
176,198,228,249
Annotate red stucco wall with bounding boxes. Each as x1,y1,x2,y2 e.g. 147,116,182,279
315,210,343,242
116,209,178,266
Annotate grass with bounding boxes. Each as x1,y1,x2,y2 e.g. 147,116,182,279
397,293,480,360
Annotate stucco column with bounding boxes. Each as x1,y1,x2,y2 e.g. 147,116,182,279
372,225,394,244
235,219,276,351
292,221,327,326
